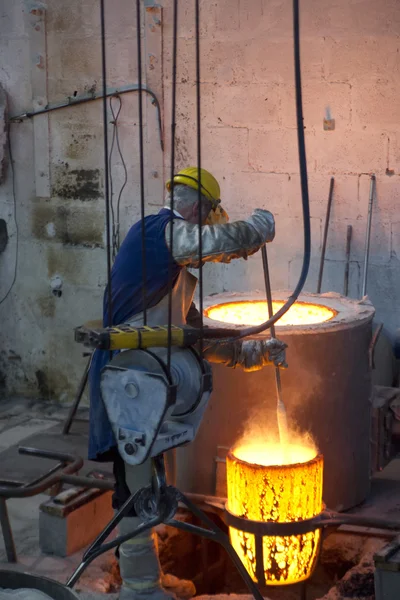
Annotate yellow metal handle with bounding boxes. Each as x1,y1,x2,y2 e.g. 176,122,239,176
107,325,185,350
75,324,199,351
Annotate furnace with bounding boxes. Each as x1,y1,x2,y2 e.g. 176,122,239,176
176,290,375,512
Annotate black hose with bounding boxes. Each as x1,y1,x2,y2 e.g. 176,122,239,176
205,0,311,341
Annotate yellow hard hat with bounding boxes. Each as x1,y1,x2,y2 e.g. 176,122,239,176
166,167,221,209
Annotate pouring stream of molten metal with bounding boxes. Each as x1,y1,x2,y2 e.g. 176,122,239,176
205,300,335,452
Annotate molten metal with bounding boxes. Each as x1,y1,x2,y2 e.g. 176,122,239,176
227,445,323,586
205,300,335,327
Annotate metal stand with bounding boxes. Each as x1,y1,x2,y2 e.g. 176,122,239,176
66,454,264,600
62,354,92,435
0,497,16,563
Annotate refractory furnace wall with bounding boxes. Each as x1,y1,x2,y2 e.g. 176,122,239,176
176,292,375,512
0,0,399,400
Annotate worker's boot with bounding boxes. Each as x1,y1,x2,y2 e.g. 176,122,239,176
118,517,175,600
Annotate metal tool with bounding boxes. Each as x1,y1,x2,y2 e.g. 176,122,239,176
317,177,335,294
75,322,201,351
261,246,288,446
66,454,265,600
344,224,352,296
362,174,376,297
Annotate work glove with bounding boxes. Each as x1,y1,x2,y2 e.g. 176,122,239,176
237,338,288,372
246,208,275,243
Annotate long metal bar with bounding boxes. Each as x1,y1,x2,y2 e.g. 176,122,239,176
224,507,400,537
362,174,376,297
0,497,17,563
66,516,162,588
343,224,352,296
178,492,265,600
0,449,83,499
61,474,113,491
167,0,179,372
195,0,204,358
82,490,138,561
62,354,92,435
136,0,147,326
10,84,164,151
261,245,288,446
99,0,113,331
317,177,334,294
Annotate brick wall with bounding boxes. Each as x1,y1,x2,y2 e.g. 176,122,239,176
0,0,399,399
162,0,400,331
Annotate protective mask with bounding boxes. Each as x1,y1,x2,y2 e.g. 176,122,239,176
206,205,229,225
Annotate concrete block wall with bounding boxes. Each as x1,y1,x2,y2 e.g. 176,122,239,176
162,0,400,332
0,0,399,400
0,0,163,399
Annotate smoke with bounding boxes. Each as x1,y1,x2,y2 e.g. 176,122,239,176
232,392,319,467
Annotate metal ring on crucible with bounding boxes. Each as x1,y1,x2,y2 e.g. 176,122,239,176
134,485,178,522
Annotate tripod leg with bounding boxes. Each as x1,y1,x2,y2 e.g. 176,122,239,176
83,490,138,561
66,516,162,588
62,354,92,435
175,493,264,600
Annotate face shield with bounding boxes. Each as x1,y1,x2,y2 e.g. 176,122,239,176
206,203,229,225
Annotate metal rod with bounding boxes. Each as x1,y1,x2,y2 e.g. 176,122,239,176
82,489,138,561
317,177,335,294
167,0,179,372
362,174,376,297
0,497,17,563
66,516,162,588
195,0,204,358
61,474,114,491
261,246,288,446
62,354,92,435
10,85,164,151
344,224,352,297
99,0,113,332
136,0,147,326
0,449,83,498
179,492,265,600
255,534,266,586
300,581,307,600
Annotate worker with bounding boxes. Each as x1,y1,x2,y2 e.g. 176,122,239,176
88,167,287,600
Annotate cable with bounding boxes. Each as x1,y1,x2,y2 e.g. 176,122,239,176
0,122,18,305
207,0,311,341
100,0,113,330
167,0,179,372
195,0,204,358
10,84,164,152
108,95,128,260
113,102,128,252
136,0,147,326
108,99,118,261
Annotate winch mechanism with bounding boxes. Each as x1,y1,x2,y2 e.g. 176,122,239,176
101,347,212,464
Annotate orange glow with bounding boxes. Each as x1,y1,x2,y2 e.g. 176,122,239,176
227,445,323,586
205,300,335,327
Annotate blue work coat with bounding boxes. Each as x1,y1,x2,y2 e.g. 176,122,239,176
88,209,182,460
